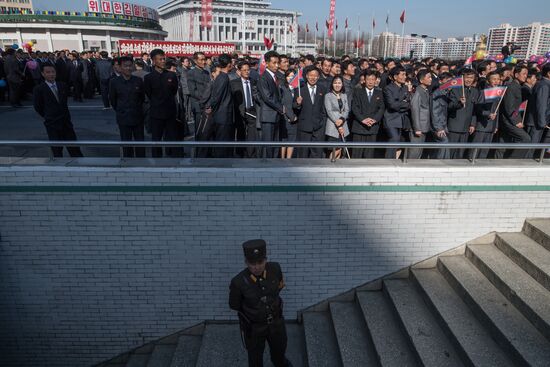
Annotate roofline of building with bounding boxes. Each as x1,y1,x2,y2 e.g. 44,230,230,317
158,0,301,17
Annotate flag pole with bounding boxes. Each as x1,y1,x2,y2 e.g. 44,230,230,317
493,87,508,114
323,28,326,55
284,19,288,54
333,21,336,57
369,11,375,57
242,0,246,54
462,75,466,101
344,24,348,56
356,14,360,57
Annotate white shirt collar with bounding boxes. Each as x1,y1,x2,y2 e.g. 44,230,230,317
266,69,276,80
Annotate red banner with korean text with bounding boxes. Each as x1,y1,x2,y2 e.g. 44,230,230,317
328,0,336,38
201,0,213,29
118,40,236,57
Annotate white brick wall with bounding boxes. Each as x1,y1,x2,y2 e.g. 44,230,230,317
1,163,550,366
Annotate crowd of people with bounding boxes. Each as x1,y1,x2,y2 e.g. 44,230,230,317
1,46,549,160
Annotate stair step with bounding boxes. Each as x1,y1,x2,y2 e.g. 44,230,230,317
357,291,418,367
524,218,550,251
466,243,550,341
495,232,550,291
195,324,247,367
303,311,343,367
284,323,308,367
169,335,202,367
329,301,378,367
438,255,550,366
411,268,514,367
125,353,150,367
384,279,464,367
146,344,176,367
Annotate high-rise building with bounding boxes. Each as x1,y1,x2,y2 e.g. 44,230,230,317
0,0,33,13
487,22,550,58
158,0,300,54
410,37,478,60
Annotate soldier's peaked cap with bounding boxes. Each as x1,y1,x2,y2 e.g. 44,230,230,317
242,239,267,262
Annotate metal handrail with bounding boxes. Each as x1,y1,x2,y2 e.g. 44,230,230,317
1,141,549,164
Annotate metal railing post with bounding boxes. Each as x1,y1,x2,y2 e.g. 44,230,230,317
403,148,409,164
539,149,546,165
471,148,478,165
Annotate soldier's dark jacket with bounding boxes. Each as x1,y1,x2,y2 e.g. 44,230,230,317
229,262,285,324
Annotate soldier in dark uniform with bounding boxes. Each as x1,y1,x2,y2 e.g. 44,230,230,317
229,239,292,367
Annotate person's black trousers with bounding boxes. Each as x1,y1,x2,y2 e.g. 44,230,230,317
502,125,531,159
447,131,469,159
45,120,84,158
245,114,259,158
213,123,235,158
526,125,547,159
383,126,403,159
261,121,280,158
150,117,178,158
469,131,494,159
72,80,83,101
118,123,145,158
296,127,324,158
245,319,289,367
99,79,110,108
352,134,377,159
8,81,22,106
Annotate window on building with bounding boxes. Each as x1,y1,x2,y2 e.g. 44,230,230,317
270,20,274,26
232,18,237,23
258,19,262,25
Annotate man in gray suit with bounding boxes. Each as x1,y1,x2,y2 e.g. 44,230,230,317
410,70,433,159
525,63,550,158
258,51,285,158
188,52,211,141
383,66,412,159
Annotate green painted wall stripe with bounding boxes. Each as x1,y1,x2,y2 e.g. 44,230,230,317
1,185,550,193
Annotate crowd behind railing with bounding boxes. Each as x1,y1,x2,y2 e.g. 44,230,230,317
0,44,549,160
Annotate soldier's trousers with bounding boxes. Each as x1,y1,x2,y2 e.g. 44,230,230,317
245,318,289,367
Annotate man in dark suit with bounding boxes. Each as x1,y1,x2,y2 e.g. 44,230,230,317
188,52,211,140
33,64,83,158
231,61,260,158
500,65,531,158
55,51,69,85
446,69,479,159
144,49,179,158
207,54,235,158
383,66,411,159
525,63,550,158
258,51,285,158
67,52,84,102
351,70,385,158
109,56,146,158
294,65,327,159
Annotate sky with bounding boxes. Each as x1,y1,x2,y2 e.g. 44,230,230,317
33,0,550,38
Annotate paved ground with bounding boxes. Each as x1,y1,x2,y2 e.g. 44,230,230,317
0,96,124,158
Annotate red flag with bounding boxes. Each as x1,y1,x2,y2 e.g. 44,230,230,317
400,10,406,24
306,23,309,33
335,19,338,30
519,101,528,112
438,77,464,91
289,68,302,89
373,18,376,29
263,36,274,50
483,86,507,102
326,20,330,30
345,17,348,29
316,21,319,32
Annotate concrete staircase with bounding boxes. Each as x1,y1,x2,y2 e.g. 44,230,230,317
97,218,550,367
